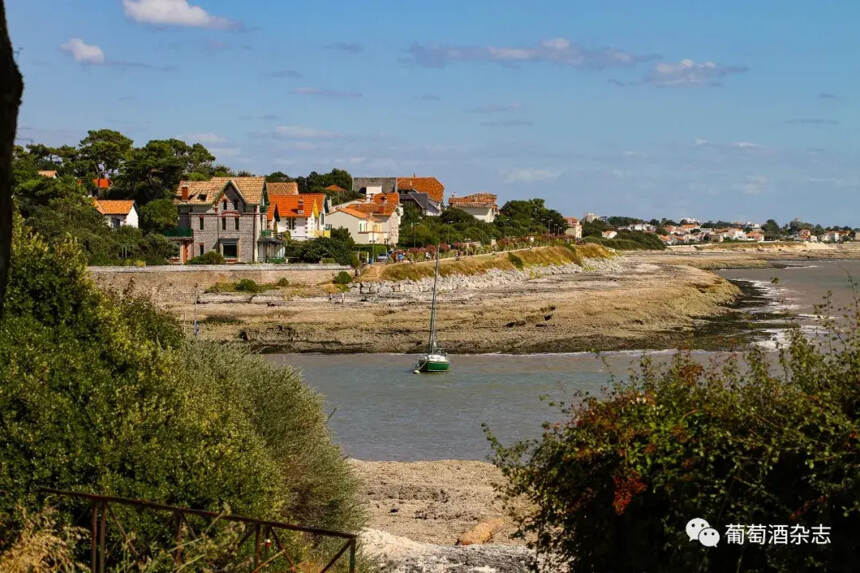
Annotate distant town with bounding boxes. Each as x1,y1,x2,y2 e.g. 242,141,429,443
17,131,859,267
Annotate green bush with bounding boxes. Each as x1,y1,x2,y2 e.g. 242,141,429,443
276,277,289,287
507,252,525,270
234,278,261,293
188,250,225,265
0,222,364,564
333,271,352,285
487,316,860,572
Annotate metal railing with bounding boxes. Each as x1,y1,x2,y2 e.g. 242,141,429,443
40,489,357,572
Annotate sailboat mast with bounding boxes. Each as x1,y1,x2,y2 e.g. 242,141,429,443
427,247,440,351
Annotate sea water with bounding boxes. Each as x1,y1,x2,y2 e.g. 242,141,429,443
264,259,860,460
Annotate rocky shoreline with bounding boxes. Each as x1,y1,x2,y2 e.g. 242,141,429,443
177,256,742,354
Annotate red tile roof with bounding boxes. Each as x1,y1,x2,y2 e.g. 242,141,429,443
449,193,497,209
93,177,112,189
396,177,444,203
325,184,347,192
92,199,134,215
267,193,326,221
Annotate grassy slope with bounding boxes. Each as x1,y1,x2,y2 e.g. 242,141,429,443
371,244,611,282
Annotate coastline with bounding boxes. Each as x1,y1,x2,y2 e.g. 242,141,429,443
96,242,860,355
174,257,744,354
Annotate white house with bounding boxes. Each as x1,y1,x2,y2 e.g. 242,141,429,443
92,199,138,229
448,193,499,223
564,216,582,239
327,192,401,246
267,193,328,241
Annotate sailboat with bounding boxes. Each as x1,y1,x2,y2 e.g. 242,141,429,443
414,248,450,373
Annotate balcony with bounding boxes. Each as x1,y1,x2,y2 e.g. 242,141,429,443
162,227,193,238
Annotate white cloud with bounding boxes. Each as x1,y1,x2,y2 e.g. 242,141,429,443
406,37,657,69
61,38,105,64
732,141,762,149
183,132,224,144
503,168,561,184
274,125,340,139
645,59,747,87
122,0,236,29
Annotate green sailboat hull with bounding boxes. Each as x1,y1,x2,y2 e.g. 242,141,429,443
417,359,450,373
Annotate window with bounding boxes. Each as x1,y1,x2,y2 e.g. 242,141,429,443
198,217,204,230
221,217,226,230
222,200,227,211
359,221,367,233
234,217,240,230
222,243,238,258
198,244,204,256
234,201,240,211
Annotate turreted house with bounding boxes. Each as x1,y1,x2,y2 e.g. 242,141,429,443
170,177,272,263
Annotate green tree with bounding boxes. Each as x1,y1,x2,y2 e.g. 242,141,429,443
488,323,859,572
77,129,133,180
138,198,178,233
116,139,215,204
0,221,364,561
762,219,782,240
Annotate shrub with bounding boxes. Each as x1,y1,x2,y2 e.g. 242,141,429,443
487,314,860,572
276,277,289,287
0,222,364,564
188,250,225,265
507,252,525,270
234,278,261,293
333,271,352,285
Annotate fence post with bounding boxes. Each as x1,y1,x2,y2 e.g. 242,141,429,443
349,538,356,573
254,523,261,567
98,501,107,573
90,501,98,573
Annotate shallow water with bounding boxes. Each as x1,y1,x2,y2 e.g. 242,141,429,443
265,259,860,461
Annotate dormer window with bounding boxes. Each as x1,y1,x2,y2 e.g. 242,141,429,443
222,200,228,211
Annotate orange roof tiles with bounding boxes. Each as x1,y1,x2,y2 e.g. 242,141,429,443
92,199,134,215
325,184,347,192
38,170,58,178
94,177,112,189
449,193,497,209
396,177,444,203
267,193,326,221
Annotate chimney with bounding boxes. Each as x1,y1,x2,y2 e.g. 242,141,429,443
181,185,189,201
297,198,304,214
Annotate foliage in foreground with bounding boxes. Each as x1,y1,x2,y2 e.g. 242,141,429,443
0,220,364,566
488,310,859,572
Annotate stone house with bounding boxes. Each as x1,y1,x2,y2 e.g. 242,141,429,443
171,177,271,263
448,193,499,222
92,199,138,228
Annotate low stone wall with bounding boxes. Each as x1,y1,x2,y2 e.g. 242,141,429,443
89,264,350,301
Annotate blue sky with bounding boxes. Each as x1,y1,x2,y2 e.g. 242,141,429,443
7,0,859,225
